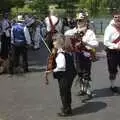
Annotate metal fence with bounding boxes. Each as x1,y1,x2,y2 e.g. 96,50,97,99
90,18,111,34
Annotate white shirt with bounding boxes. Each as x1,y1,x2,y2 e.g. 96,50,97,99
11,23,31,45
109,19,115,25
1,19,10,31
53,48,66,72
1,19,10,37
64,28,98,50
45,15,59,32
104,24,120,49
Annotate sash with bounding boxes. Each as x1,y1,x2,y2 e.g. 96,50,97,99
112,36,120,43
112,24,120,43
48,16,59,36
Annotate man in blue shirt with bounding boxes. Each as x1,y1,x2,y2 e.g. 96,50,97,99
9,15,31,74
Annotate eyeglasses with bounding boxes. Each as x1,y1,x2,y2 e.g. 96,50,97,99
77,19,85,22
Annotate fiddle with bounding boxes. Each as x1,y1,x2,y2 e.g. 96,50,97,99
46,48,57,71
45,48,57,84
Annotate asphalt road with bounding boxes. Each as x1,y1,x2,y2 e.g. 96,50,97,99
0,38,120,120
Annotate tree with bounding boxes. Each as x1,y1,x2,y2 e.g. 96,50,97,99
29,0,49,17
29,0,79,17
107,0,120,14
15,0,120,17
11,0,25,8
0,0,25,13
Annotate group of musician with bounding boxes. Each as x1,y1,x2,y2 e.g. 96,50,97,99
45,10,120,116
0,10,120,117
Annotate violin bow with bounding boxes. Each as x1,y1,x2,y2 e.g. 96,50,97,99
40,34,52,54
39,34,52,84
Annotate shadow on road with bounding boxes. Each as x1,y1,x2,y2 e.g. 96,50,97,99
93,87,120,98
72,101,107,116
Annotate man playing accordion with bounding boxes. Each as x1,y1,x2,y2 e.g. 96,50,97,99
64,12,98,99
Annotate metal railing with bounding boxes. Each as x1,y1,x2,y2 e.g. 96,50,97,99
90,18,111,34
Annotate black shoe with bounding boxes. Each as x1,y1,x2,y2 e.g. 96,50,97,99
57,111,72,117
110,87,120,93
23,69,29,73
87,93,93,99
8,71,14,75
77,91,86,96
58,107,72,117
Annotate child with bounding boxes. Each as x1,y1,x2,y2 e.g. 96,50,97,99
45,33,76,116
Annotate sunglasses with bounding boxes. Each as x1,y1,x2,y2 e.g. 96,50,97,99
77,19,85,22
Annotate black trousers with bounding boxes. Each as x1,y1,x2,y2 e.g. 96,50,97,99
9,45,28,73
0,33,10,59
106,49,120,80
75,52,92,81
56,72,73,112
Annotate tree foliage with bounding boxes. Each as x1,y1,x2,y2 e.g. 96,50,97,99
29,0,49,17
0,0,25,13
1,0,120,17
